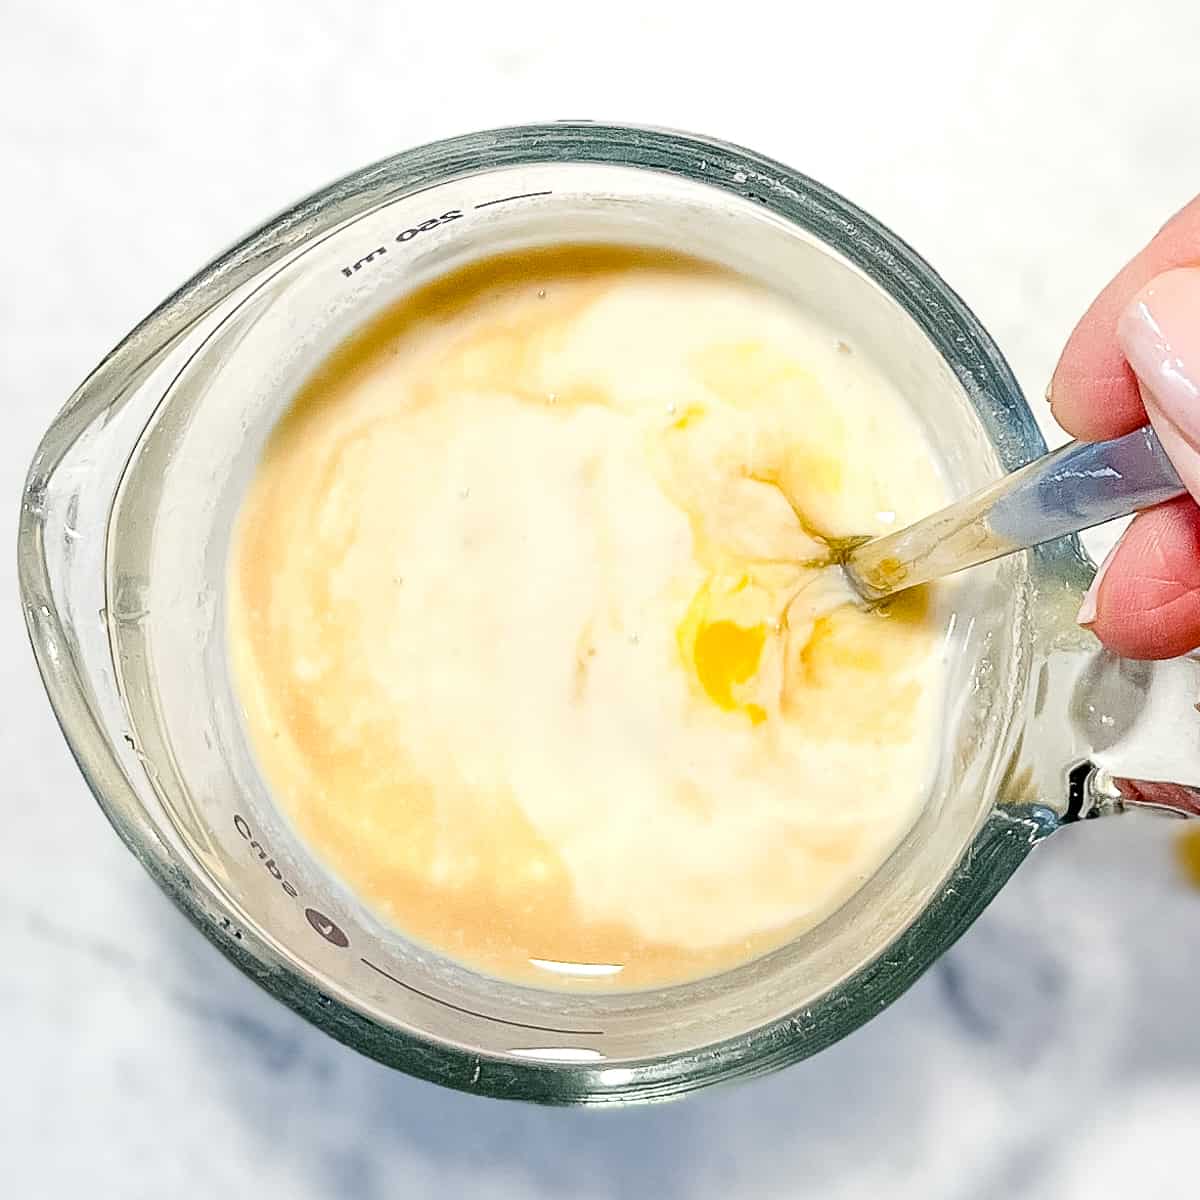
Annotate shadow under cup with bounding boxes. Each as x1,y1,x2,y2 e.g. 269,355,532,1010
25,127,1052,1104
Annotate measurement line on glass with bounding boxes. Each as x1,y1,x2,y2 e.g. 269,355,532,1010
473,189,554,209
359,956,604,1036
338,189,555,278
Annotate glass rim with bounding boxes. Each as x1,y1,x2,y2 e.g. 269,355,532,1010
18,121,1054,1105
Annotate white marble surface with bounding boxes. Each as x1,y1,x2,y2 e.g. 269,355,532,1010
5,2,1200,1195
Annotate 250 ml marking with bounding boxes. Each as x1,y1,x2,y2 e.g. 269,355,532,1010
337,190,553,279
339,209,462,277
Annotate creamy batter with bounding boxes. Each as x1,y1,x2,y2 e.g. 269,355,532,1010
228,246,949,989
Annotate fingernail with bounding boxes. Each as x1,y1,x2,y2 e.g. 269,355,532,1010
1118,266,1200,498
1078,537,1120,628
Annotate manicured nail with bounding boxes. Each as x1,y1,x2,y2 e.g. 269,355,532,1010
1077,537,1120,628
1117,266,1200,500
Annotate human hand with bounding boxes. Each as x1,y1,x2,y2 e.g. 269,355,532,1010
1051,195,1200,659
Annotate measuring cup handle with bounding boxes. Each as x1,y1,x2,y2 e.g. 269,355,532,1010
1077,648,1200,820
1013,545,1200,823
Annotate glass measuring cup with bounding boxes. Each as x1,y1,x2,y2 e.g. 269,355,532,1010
18,123,1200,1106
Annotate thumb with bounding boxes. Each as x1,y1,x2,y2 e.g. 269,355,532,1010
1118,266,1200,501
1075,268,1200,660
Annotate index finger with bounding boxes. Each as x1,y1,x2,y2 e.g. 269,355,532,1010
1050,194,1200,441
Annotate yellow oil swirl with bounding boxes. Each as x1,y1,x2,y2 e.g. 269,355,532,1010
694,619,768,723
676,574,773,725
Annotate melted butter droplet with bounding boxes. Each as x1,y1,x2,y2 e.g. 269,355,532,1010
693,620,767,717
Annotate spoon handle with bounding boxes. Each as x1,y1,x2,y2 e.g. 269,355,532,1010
843,425,1185,602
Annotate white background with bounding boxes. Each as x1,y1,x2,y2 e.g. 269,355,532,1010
4,2,1200,1196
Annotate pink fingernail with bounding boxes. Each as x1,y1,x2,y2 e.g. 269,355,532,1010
1078,538,1120,628
1117,267,1200,501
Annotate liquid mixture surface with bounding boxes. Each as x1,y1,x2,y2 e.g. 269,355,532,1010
228,247,949,988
